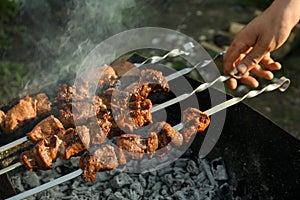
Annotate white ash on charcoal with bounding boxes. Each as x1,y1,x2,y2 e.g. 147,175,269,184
9,150,246,199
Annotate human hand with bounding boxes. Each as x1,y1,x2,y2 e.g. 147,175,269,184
223,0,300,89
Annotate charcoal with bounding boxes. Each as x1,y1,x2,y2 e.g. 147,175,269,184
95,171,111,182
130,181,143,196
138,174,147,188
103,188,113,197
160,185,168,196
192,171,206,184
9,175,24,192
173,158,189,168
157,166,173,176
110,173,132,189
10,146,246,199
186,160,199,175
211,157,228,181
200,159,217,187
23,171,40,188
161,173,173,186
172,190,186,200
152,182,162,192
147,175,156,188
107,191,125,200
185,178,196,187
128,190,139,200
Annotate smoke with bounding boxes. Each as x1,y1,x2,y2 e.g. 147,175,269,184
17,0,148,96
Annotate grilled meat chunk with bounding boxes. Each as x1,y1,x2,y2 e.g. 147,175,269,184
111,58,139,77
58,96,108,129
148,121,183,148
116,132,159,161
116,134,146,160
20,135,62,170
129,99,152,127
55,79,94,105
96,65,118,86
60,126,90,160
33,93,51,116
107,89,153,135
58,107,74,128
181,107,210,143
0,110,5,129
79,144,119,182
145,132,159,153
88,115,111,145
139,69,170,93
3,95,37,134
27,115,65,142
124,69,170,102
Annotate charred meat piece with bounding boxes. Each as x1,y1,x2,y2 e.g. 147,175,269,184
145,132,159,153
116,132,159,161
58,96,108,129
129,99,152,127
111,58,140,77
125,69,170,102
27,115,65,142
58,108,74,128
0,110,5,130
108,89,153,134
116,134,146,160
79,144,119,182
181,107,210,143
60,126,90,160
56,83,75,105
96,65,118,86
55,79,93,105
33,93,51,116
3,95,37,134
139,69,170,93
124,82,152,102
20,135,62,171
148,121,183,148
88,114,112,145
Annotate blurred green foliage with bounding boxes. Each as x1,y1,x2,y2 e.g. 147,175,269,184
231,0,273,9
0,0,27,103
0,0,22,50
0,61,27,103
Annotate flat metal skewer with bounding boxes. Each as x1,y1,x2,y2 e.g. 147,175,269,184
0,136,28,153
5,76,290,199
0,49,225,154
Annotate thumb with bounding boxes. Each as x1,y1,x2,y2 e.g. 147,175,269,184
236,43,268,76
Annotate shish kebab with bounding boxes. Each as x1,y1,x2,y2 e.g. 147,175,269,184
5,76,290,200
0,72,290,177
0,46,226,153
0,47,289,175
0,61,204,175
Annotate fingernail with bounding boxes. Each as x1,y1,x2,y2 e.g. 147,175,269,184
237,64,247,74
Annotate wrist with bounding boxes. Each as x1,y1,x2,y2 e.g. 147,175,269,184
271,0,300,27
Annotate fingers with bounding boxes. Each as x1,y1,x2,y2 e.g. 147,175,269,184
250,65,274,80
226,78,237,90
235,41,269,76
239,76,259,88
223,36,252,75
260,54,282,70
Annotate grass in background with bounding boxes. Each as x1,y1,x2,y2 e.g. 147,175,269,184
0,0,27,104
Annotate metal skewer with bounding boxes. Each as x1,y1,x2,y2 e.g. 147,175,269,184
5,76,290,200
0,48,225,154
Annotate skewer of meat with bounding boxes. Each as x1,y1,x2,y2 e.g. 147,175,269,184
0,93,51,134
